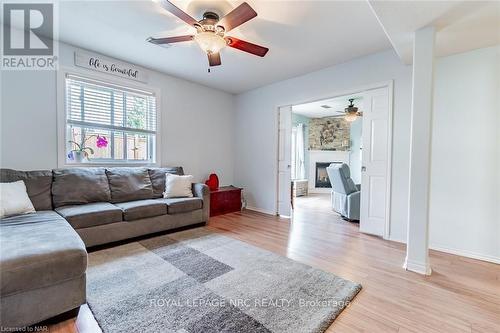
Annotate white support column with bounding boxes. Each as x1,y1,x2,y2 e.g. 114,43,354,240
404,26,435,275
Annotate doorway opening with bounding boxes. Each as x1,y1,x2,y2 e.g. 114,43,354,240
290,94,363,226
277,83,393,239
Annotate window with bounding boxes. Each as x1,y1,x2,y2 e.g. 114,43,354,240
64,74,157,164
291,124,306,180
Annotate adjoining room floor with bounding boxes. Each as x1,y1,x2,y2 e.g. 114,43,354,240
292,193,350,227
50,206,499,333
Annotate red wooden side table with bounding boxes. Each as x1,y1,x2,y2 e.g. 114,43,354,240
209,186,242,217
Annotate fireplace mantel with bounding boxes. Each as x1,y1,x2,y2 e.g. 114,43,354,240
308,150,350,193
309,150,350,155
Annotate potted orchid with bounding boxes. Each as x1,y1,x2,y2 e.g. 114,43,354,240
68,135,108,163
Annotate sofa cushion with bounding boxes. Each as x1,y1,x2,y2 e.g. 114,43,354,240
161,197,203,215
0,169,53,210
0,211,87,297
115,199,167,221
106,168,153,203
55,202,122,229
164,174,194,198
148,167,184,198
0,180,36,218
52,168,111,207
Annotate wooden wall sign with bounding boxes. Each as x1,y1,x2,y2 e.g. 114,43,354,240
74,51,148,83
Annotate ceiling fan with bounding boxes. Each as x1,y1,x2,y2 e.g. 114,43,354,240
147,1,269,68
331,99,363,122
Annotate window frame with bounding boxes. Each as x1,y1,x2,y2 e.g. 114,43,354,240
57,66,161,167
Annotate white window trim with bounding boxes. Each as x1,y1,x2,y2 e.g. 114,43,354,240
57,66,161,167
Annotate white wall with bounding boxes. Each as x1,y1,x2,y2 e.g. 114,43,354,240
1,70,58,170
429,46,500,262
0,42,235,184
234,49,413,242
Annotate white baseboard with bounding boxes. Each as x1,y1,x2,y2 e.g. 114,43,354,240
403,257,432,275
429,245,500,265
389,237,500,265
388,235,406,244
245,206,277,216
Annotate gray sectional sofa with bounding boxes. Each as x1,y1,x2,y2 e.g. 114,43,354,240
0,167,209,329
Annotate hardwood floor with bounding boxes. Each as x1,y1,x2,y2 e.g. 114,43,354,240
49,194,500,332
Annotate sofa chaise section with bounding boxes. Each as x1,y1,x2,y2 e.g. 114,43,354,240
0,211,87,328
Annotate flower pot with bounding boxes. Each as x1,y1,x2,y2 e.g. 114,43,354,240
70,151,88,163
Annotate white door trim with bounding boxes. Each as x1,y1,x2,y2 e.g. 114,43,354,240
384,81,394,239
275,80,394,239
276,105,293,217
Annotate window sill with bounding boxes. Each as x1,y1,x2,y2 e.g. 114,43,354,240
61,161,159,168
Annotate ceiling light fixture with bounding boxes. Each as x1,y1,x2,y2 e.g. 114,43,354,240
147,2,268,68
334,99,363,122
344,99,361,122
194,31,227,54
344,112,358,122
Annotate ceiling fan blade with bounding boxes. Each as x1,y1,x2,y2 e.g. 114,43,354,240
225,37,268,57
208,52,222,67
147,35,194,45
158,0,198,26
217,2,257,32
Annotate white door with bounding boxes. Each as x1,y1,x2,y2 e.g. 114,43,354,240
277,106,292,216
360,87,391,237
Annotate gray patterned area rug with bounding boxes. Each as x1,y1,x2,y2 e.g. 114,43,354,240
87,228,361,333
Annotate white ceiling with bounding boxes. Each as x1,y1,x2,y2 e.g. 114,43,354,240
292,94,363,119
49,0,392,94
5,1,497,92
368,1,500,64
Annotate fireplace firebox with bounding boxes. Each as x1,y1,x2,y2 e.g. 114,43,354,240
315,162,342,188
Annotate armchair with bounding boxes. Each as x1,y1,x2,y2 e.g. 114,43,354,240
326,163,360,221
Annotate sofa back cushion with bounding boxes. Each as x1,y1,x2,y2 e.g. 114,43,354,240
106,168,153,203
0,169,53,210
148,167,184,198
52,168,111,207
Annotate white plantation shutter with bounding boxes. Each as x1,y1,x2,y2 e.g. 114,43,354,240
65,74,157,162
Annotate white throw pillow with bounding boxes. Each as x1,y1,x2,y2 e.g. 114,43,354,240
0,181,36,218
163,174,194,198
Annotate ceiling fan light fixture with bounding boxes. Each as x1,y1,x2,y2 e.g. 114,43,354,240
149,1,267,67
194,31,227,54
344,113,358,122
